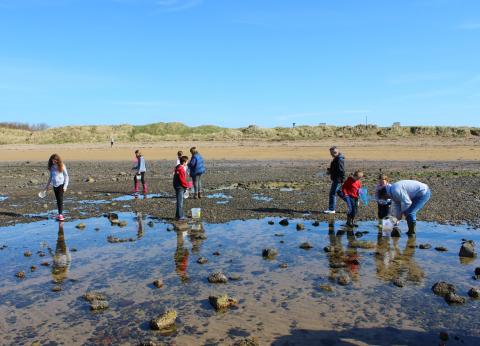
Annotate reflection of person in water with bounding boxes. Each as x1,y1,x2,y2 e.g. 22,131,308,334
174,230,189,282
188,222,206,254
136,212,144,240
374,235,424,284
326,229,360,281
49,222,71,284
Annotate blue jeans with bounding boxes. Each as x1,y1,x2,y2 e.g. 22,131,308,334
192,174,202,194
175,187,185,219
338,191,358,218
404,189,431,223
328,180,341,211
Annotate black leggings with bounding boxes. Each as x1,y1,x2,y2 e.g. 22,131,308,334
53,184,64,215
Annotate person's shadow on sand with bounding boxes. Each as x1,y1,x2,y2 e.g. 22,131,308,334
271,327,479,345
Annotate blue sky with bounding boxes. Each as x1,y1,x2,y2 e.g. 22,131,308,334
0,0,479,127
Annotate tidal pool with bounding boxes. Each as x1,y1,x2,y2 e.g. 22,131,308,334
112,193,170,201
0,216,479,345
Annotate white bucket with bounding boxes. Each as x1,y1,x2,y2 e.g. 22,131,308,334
191,208,201,219
38,190,47,199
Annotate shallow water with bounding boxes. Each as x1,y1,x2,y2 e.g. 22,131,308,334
0,195,8,202
206,193,232,204
0,216,479,345
252,194,273,202
112,193,169,201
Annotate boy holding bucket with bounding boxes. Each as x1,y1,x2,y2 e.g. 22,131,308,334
173,156,189,220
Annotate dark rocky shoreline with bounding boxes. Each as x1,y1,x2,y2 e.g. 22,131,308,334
0,160,479,228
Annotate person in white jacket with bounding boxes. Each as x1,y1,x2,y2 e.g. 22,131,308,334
45,154,69,221
378,180,431,235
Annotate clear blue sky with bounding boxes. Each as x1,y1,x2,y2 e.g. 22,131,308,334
0,0,479,127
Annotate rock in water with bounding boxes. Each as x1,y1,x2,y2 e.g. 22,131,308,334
262,248,278,259
296,223,305,231
439,332,449,341
318,284,334,292
279,219,289,226
419,244,432,250
150,309,177,330
90,300,109,310
107,212,119,221
209,294,237,310
323,246,334,253
475,267,480,277
392,278,405,287
197,257,208,264
153,279,164,288
444,292,466,305
468,287,480,298
15,271,25,279
299,242,313,250
337,275,351,286
435,246,448,252
312,221,320,227
84,291,107,302
279,263,288,268
23,251,32,257
75,223,86,229
208,272,228,284
432,282,456,297
268,221,274,225
459,241,476,258
118,220,127,227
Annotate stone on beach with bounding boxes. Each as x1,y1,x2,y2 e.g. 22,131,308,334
432,281,456,297
459,241,476,258
279,219,289,226
262,248,278,259
444,292,466,305
150,309,177,330
75,223,86,229
208,272,228,284
209,294,237,310
299,242,313,250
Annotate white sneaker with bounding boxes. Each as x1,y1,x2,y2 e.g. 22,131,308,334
323,210,336,214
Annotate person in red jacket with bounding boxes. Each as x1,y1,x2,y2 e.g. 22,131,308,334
337,170,364,228
173,156,190,220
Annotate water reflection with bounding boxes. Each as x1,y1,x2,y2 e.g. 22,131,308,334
49,222,71,285
375,235,424,284
174,229,189,283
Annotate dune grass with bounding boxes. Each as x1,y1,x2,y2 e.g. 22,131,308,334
0,122,479,144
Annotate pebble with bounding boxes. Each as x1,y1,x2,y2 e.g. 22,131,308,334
279,263,288,269
24,251,32,257
279,219,289,226
153,279,164,288
299,242,313,250
268,220,274,225
435,246,448,252
318,284,334,292
419,243,432,250
312,221,320,227
296,223,305,231
75,223,86,229
323,246,334,253
197,257,208,264
15,271,25,279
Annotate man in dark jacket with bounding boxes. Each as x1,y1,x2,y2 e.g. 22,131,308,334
324,146,345,214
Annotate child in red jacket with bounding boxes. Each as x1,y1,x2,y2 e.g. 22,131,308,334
337,170,364,228
173,156,190,220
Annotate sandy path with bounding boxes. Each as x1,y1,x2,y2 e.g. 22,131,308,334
1,140,479,161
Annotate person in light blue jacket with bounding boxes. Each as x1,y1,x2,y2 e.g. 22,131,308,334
188,147,206,199
378,180,431,235
132,149,147,194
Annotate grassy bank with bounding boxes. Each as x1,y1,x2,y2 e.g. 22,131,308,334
1,122,479,144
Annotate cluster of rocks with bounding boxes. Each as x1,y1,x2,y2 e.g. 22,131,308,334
107,235,135,243
431,281,479,305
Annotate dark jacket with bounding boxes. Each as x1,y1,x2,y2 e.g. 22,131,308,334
173,164,189,189
329,153,345,182
188,153,206,177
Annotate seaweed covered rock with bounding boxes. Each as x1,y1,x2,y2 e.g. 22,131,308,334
432,281,456,297
208,272,228,284
209,294,238,311
150,309,177,330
